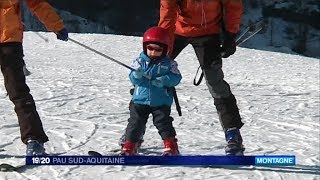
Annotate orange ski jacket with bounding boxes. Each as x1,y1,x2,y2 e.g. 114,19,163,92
158,0,242,53
0,0,64,43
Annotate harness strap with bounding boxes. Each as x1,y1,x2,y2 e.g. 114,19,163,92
193,66,204,86
170,87,182,116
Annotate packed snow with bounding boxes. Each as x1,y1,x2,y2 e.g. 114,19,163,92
0,32,319,179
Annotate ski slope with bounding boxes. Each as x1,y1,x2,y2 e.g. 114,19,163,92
0,32,319,179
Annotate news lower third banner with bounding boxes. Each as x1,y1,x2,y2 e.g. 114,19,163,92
26,155,296,166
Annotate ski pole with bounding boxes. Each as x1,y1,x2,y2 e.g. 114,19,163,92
221,21,266,57
236,19,267,46
197,20,267,85
236,26,263,46
68,37,151,79
34,32,49,42
236,18,266,44
236,26,250,42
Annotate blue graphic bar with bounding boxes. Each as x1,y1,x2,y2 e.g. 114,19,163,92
25,155,295,166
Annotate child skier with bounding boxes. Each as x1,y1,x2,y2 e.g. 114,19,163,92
120,27,182,156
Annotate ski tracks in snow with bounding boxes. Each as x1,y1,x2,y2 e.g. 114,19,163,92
0,33,319,179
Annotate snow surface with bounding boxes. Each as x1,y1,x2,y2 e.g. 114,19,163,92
0,32,319,179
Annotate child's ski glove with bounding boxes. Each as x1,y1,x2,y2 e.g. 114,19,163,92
133,68,144,79
151,77,164,88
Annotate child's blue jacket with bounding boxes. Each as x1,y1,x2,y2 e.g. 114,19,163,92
129,52,182,107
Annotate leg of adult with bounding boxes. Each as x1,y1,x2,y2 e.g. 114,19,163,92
0,42,48,144
190,34,243,130
190,35,244,155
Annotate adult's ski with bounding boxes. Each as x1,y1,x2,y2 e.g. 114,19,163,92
0,163,27,172
0,152,65,172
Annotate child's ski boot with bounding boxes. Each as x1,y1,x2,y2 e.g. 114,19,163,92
162,137,180,156
119,140,138,156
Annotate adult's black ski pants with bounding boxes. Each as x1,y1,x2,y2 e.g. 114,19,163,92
171,34,244,130
0,42,48,144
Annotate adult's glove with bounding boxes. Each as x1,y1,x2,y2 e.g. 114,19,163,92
221,32,236,58
132,68,144,79
151,77,164,88
56,28,68,41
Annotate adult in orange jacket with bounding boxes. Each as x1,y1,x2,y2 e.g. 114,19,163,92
0,0,68,156
159,0,245,155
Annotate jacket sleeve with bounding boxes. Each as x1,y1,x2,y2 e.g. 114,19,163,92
24,0,64,32
158,0,179,55
129,70,147,86
223,0,242,34
159,60,182,87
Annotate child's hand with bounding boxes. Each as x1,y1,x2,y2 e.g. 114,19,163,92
133,68,144,79
151,77,164,88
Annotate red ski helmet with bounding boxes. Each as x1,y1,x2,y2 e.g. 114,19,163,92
142,27,170,56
